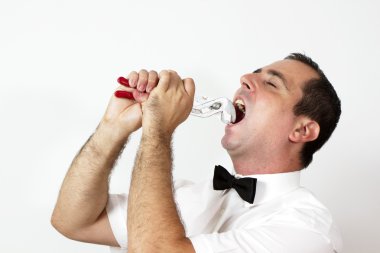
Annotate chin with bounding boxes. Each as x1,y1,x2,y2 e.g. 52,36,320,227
221,136,228,150
221,134,239,152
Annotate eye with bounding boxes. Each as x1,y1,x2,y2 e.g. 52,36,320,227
265,81,277,88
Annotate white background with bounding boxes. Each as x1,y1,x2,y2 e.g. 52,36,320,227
0,0,379,252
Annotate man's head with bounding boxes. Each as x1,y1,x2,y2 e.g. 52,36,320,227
285,53,341,168
222,53,341,174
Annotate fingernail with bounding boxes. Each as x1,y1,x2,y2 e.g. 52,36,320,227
117,77,130,87
138,83,146,92
130,78,136,87
114,90,134,99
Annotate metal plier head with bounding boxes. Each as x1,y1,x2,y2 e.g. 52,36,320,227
191,96,236,124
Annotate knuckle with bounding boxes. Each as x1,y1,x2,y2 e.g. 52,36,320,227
139,70,148,80
138,77,148,85
148,71,158,82
159,70,170,78
148,77,157,84
128,71,138,78
168,70,178,78
149,70,158,75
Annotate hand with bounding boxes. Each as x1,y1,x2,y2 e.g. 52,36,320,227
100,70,159,141
142,70,195,136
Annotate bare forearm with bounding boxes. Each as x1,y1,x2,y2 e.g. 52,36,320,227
128,132,188,252
127,70,195,253
52,123,128,231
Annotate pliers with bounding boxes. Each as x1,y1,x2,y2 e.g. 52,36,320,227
191,96,236,124
115,77,236,124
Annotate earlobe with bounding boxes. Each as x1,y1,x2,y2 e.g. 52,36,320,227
289,120,320,143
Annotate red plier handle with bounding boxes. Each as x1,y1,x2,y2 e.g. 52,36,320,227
114,76,134,100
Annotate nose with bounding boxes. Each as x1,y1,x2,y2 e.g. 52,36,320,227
240,73,256,91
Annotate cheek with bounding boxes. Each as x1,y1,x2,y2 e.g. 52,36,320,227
250,101,294,131
251,98,283,120
249,92,296,121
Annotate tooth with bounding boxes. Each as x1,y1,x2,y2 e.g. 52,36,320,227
235,102,245,114
235,99,245,105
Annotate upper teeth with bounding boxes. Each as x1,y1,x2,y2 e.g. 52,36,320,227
235,99,245,106
235,99,246,113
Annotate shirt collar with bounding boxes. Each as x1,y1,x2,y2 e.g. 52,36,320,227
234,171,301,207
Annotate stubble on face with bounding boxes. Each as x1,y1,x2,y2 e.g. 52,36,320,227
222,59,319,173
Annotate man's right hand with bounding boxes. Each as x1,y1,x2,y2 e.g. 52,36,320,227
100,69,159,141
51,69,160,247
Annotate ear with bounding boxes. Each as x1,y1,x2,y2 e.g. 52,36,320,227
289,118,320,143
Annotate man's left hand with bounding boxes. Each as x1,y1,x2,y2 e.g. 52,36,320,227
142,70,195,136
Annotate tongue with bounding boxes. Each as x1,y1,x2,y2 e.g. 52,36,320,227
233,104,245,124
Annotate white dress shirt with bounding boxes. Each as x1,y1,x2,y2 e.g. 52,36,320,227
107,170,342,253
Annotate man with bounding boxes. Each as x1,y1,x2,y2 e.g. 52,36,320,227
51,53,342,253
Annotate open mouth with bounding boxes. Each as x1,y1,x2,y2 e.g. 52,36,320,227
233,99,246,124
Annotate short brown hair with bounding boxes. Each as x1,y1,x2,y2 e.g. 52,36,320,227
285,53,341,168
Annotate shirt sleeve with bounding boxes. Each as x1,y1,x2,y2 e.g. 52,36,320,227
106,193,128,250
189,225,337,253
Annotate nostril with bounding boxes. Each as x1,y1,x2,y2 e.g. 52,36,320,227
243,82,251,89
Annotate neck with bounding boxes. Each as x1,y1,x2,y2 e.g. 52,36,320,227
229,150,302,176
233,162,300,175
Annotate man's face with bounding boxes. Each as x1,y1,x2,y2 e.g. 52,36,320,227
221,59,319,160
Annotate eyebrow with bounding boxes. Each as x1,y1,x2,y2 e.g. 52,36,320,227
253,68,289,90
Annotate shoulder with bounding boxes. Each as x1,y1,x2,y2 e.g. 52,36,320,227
264,187,342,251
242,186,341,238
272,187,335,226
285,187,333,216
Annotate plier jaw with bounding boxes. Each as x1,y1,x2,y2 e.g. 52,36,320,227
191,96,236,124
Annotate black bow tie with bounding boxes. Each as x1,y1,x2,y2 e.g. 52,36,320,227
213,165,257,204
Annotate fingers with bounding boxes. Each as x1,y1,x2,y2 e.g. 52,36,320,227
183,78,196,99
136,69,148,92
157,70,180,92
116,70,159,102
146,70,159,93
142,70,196,134
133,89,149,103
118,70,193,102
127,71,138,88
127,70,159,93
157,70,193,96
127,69,147,90
158,70,171,92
